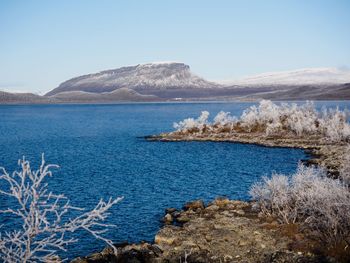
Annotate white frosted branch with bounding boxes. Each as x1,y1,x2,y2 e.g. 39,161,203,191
0,155,122,262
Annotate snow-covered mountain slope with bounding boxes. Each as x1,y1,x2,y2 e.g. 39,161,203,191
46,62,219,96
39,64,350,101
225,68,350,86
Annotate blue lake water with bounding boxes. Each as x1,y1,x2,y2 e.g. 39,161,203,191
0,101,348,259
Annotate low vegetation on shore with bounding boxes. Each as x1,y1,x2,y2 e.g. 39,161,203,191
250,163,350,247
173,100,350,142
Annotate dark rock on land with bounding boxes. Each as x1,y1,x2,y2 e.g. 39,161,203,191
71,242,163,263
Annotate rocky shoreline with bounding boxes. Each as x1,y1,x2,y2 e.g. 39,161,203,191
72,198,333,263
72,132,347,263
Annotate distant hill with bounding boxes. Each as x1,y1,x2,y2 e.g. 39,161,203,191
219,68,350,101
46,62,220,96
239,83,350,101
0,91,51,104
0,88,158,104
224,67,350,86
50,88,159,102
1,64,350,104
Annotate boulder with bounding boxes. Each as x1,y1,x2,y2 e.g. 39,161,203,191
163,213,173,224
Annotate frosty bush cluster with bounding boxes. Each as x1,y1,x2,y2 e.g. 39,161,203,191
340,146,350,185
250,163,350,245
173,100,350,142
173,111,210,132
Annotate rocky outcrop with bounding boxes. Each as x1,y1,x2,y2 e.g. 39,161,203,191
71,242,163,263
72,198,331,263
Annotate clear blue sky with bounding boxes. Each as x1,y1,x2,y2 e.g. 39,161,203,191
1,0,349,93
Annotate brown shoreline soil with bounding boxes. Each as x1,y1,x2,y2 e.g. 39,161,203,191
72,198,333,263
72,132,347,263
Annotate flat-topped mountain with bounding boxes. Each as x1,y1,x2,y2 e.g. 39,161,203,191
46,62,219,96
2,63,350,104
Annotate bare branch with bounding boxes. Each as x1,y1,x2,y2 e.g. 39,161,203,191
0,155,122,263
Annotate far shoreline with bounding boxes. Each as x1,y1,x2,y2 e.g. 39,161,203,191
1,98,350,106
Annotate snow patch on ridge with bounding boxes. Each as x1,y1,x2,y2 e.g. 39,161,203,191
221,67,350,86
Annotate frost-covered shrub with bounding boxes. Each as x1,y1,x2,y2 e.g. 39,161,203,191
241,100,320,136
283,101,318,136
319,108,350,142
173,111,209,133
172,100,350,142
250,164,350,245
0,155,122,263
250,174,294,223
213,111,237,126
340,145,350,185
241,100,282,134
